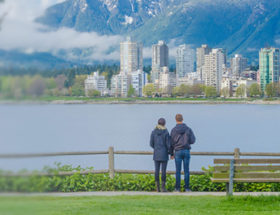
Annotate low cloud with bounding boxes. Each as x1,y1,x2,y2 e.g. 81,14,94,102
0,0,123,62
0,0,190,63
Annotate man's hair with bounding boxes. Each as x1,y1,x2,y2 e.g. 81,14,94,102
175,114,183,122
158,118,166,126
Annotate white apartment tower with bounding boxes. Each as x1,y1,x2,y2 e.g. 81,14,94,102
84,72,108,96
151,40,169,82
176,44,195,80
159,67,176,94
196,44,211,80
111,73,130,97
120,37,143,75
202,49,226,92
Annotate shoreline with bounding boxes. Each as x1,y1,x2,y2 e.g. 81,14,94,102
1,99,280,105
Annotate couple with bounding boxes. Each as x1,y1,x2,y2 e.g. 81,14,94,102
150,114,196,192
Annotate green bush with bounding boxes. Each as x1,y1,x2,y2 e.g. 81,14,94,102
0,164,279,192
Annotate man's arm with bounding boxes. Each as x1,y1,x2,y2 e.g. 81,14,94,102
189,128,196,145
170,129,175,156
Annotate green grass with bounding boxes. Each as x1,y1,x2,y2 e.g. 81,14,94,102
0,195,280,215
0,95,261,103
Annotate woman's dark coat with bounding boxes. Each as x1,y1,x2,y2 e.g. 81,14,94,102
150,126,171,161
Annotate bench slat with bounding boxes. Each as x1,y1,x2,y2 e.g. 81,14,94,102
211,178,280,183
213,172,280,179
214,165,280,172
214,159,280,164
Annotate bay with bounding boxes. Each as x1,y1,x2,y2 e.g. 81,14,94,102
0,104,279,172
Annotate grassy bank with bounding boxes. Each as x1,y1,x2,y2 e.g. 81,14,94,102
0,96,272,103
1,195,280,215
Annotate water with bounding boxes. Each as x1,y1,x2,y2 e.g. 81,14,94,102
0,104,279,172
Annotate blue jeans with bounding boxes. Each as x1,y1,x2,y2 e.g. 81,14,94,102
175,149,190,190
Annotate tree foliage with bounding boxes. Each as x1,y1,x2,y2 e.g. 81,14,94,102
265,83,280,98
220,87,230,98
249,83,262,97
172,84,203,97
87,89,101,97
204,86,217,98
143,84,155,97
127,85,135,97
236,84,247,98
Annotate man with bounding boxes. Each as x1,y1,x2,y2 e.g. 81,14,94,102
170,114,196,192
150,118,170,192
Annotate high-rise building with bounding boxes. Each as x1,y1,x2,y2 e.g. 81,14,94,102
120,37,143,75
259,48,280,91
202,48,226,92
151,40,169,82
84,72,108,96
111,73,130,97
131,70,148,97
159,67,176,95
176,44,195,81
196,44,211,80
231,54,248,77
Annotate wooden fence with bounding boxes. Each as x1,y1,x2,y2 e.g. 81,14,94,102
1,147,280,178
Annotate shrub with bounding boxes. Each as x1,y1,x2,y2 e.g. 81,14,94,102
0,164,279,192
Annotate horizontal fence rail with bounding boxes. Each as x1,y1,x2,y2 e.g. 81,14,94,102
0,147,280,178
0,151,109,159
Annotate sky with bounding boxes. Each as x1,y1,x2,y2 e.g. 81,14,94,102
0,0,178,62
0,0,123,61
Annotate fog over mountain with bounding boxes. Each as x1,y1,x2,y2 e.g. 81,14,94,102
1,0,280,68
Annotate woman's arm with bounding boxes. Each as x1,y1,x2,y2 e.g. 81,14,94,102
150,131,155,149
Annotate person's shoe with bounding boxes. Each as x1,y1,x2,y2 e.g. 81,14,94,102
185,188,192,192
155,181,161,192
174,188,180,193
161,181,167,192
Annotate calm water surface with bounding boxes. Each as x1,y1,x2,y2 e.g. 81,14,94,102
0,104,279,171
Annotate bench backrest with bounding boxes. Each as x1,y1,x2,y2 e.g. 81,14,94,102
213,159,280,183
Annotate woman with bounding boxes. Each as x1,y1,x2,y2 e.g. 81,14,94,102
150,118,171,192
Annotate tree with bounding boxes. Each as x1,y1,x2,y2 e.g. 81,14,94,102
220,87,230,98
265,83,279,98
127,85,135,97
64,70,76,89
143,84,155,97
248,83,262,97
55,75,66,90
190,84,203,97
236,84,246,98
204,86,217,98
28,76,46,97
71,75,87,97
172,84,191,97
88,89,101,97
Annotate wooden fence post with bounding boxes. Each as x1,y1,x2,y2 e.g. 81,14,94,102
108,147,115,179
227,159,235,196
234,148,240,159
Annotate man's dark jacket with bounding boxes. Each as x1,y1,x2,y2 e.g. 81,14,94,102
150,126,171,161
170,123,196,156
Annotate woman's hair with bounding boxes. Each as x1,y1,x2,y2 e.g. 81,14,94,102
175,114,183,122
158,118,166,126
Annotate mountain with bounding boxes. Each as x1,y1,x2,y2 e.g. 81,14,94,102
37,0,280,62
36,0,184,34
0,50,76,69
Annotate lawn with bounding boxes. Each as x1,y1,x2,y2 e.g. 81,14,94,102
0,195,280,215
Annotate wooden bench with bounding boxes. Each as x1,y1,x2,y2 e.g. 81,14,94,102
212,158,280,195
